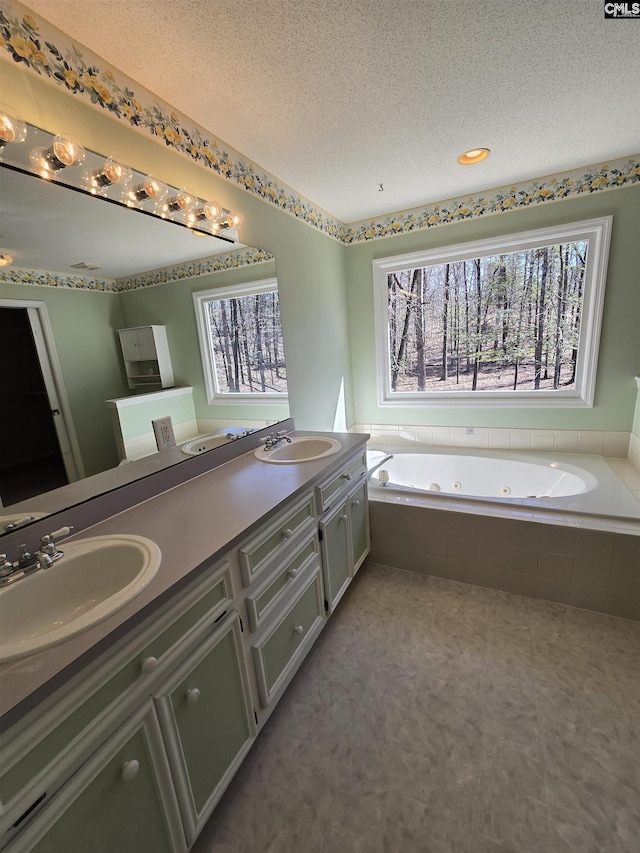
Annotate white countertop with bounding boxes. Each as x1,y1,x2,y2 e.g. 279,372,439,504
0,432,367,724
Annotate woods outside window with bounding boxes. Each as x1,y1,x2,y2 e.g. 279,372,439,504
372,218,612,408
194,278,288,404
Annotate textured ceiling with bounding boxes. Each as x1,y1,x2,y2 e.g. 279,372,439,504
19,0,640,222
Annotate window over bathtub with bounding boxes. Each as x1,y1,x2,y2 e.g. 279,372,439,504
372,217,612,408
193,278,288,404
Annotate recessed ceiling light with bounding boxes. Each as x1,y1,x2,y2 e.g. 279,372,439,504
458,148,490,165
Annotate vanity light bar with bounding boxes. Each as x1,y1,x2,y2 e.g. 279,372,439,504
6,120,244,238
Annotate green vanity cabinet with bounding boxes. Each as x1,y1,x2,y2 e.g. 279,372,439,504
155,613,255,845
9,705,185,853
1,437,371,853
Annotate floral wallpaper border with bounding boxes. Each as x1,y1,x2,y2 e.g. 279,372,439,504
116,248,275,292
0,267,116,291
0,248,274,292
1,0,639,249
344,159,640,244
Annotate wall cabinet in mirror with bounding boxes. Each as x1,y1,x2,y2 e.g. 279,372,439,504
119,326,174,390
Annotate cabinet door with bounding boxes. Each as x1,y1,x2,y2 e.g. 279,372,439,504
11,705,184,853
348,481,370,574
135,326,159,360
155,614,254,845
118,328,141,361
319,500,351,612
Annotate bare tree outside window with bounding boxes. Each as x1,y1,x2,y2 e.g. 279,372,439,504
387,241,588,393
203,288,287,395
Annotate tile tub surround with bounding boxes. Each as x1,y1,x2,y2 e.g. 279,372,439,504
350,424,632,457
369,501,640,621
192,563,640,853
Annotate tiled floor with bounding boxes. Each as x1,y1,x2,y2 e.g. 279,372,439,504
193,562,640,853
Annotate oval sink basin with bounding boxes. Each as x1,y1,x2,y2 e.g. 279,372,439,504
181,434,230,455
255,436,342,463
0,534,161,662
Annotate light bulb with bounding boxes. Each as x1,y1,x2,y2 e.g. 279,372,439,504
0,107,27,147
193,199,222,222
0,252,13,266
164,188,197,213
225,212,244,229
129,176,167,202
44,134,86,169
92,157,131,188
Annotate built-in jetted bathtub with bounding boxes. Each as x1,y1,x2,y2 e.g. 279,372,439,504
367,447,640,521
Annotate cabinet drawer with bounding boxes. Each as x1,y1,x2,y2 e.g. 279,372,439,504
239,492,315,587
0,560,234,834
252,567,325,708
315,450,367,513
246,533,320,632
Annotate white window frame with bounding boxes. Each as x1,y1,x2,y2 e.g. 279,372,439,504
372,216,612,408
193,277,288,405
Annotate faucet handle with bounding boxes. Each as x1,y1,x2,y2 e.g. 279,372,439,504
40,526,74,560
50,526,74,540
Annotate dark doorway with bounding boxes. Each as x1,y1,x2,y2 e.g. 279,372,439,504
0,306,68,505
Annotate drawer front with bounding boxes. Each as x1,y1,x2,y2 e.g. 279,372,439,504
0,560,234,830
246,533,320,632
315,450,367,513
239,492,315,587
252,568,325,707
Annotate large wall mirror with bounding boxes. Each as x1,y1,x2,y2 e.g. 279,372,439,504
0,126,290,536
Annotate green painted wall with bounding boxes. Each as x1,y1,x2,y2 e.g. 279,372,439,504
0,282,126,475
3,60,353,434
346,186,640,430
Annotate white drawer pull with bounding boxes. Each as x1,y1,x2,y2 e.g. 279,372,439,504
293,625,304,635
121,759,140,782
352,500,360,507
341,473,352,481
340,514,348,522
186,688,201,705
287,567,300,579
140,656,158,674
282,528,293,539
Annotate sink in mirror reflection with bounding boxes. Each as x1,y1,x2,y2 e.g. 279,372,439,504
0,533,161,662
0,125,290,534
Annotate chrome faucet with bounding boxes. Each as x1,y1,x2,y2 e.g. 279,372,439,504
226,429,254,441
263,430,292,450
0,526,74,587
